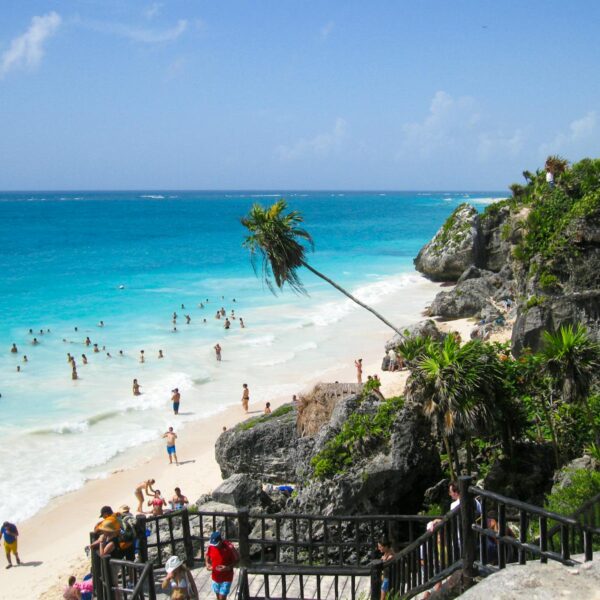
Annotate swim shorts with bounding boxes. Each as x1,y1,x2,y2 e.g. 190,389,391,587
173,402,180,411
167,445,176,455
212,581,231,596
4,540,17,554
381,578,390,592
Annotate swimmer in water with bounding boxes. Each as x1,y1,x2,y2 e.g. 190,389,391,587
28,329,33,335
214,343,222,361
240,318,245,328
172,312,177,321
74,326,78,332
172,326,177,332
181,303,185,309
185,315,191,324
224,319,231,330
32,338,39,345
16,365,21,372
158,350,164,359
133,379,141,396
106,352,112,358
119,350,124,357
82,354,88,364
140,350,145,363
10,344,18,353
199,302,204,309
93,344,99,353
99,321,104,327
215,311,221,320
85,337,91,346
22,355,28,362
72,364,78,380
67,353,73,363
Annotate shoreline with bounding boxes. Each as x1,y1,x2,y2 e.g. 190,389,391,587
1,275,447,599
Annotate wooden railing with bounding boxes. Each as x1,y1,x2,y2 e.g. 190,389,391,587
235,564,371,600
189,508,434,567
469,483,600,571
94,556,156,600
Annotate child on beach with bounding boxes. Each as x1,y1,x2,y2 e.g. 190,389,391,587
63,576,81,600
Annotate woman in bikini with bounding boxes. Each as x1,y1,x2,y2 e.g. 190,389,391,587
148,489,167,516
134,479,155,513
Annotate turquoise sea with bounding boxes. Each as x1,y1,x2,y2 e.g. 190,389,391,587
0,190,505,521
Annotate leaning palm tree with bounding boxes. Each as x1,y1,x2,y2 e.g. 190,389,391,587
241,199,403,335
541,324,600,446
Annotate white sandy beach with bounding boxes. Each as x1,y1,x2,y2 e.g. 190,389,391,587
0,278,513,600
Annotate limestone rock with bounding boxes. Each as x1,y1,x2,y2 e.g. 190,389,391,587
429,277,497,320
415,204,481,281
215,405,299,483
459,560,600,599
211,473,262,508
384,319,445,352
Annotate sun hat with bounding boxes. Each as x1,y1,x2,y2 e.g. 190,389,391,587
99,505,113,518
165,555,184,573
209,531,222,546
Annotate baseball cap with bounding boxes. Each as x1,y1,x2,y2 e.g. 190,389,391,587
209,531,222,546
99,505,113,518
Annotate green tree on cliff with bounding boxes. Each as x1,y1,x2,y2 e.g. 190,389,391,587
241,199,403,335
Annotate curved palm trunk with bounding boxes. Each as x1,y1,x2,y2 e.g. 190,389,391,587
300,260,403,335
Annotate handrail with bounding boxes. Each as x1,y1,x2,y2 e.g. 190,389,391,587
546,491,600,538
130,562,155,599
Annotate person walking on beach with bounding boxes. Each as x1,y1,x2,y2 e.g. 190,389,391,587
241,384,249,414
205,531,239,600
133,379,141,396
172,388,181,415
163,427,179,465
214,343,222,361
1,521,20,569
134,479,156,513
355,358,363,384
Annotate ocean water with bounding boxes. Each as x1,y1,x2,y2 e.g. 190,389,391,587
0,190,505,521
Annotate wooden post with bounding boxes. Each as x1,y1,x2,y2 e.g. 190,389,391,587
370,559,383,600
136,514,149,564
459,476,477,587
100,555,113,600
238,508,251,567
181,509,195,567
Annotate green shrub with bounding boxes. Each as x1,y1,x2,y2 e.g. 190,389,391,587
525,295,545,309
545,469,600,516
539,272,559,291
238,403,294,430
311,396,404,479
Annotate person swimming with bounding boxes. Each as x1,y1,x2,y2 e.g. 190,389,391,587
22,355,28,362
85,337,91,346
10,344,17,353
158,350,164,359
185,315,191,324
93,344,99,353
32,338,39,345
240,318,245,328
82,354,88,364
133,379,141,396
140,350,145,363
224,319,231,330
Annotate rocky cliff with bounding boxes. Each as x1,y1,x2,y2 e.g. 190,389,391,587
414,158,600,353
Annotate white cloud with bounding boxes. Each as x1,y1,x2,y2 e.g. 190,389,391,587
86,19,187,44
1,12,61,78
399,91,525,163
539,111,597,157
144,3,163,20
400,91,479,157
320,21,335,40
277,118,347,161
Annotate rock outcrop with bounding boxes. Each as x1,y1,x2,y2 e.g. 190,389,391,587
459,560,600,600
215,405,300,483
414,204,481,281
213,391,441,517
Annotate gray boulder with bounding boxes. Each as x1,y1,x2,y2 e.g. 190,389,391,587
459,560,600,600
384,319,445,353
429,276,498,319
414,203,481,281
212,473,262,508
215,405,299,483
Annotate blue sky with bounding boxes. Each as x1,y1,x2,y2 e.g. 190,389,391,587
0,1,598,190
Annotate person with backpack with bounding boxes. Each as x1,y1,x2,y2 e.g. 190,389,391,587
205,531,239,600
116,505,137,561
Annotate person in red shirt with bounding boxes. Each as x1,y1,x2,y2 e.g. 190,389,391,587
205,531,239,599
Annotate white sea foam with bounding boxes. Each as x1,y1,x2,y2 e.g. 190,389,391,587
240,334,275,347
140,194,165,199
469,196,507,205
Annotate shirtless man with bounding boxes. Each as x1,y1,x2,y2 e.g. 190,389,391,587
134,479,156,513
163,427,179,465
354,358,363,384
171,388,181,415
10,344,17,353
171,487,189,510
214,344,222,362
224,319,231,330
241,384,249,414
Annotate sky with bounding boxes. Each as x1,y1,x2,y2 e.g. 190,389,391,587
0,1,598,191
